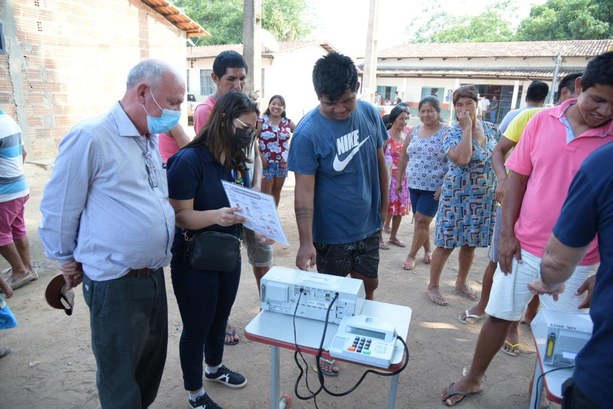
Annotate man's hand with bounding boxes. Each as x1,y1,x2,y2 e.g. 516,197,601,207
0,278,14,298
576,275,595,309
528,279,565,300
296,243,316,271
499,234,522,275
61,261,84,289
495,178,506,204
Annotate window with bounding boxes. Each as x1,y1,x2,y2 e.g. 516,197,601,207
0,23,5,54
420,87,444,100
199,69,215,97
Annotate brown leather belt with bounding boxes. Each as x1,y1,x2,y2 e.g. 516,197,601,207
126,268,155,278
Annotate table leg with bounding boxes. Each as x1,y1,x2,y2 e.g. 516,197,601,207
387,374,399,409
271,345,280,409
529,360,542,409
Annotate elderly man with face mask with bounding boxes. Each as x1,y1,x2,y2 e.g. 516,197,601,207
39,59,184,409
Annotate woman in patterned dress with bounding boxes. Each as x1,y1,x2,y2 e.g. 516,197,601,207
427,86,498,306
382,104,411,248
397,96,449,270
257,95,296,206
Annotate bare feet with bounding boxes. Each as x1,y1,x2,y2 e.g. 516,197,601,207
441,379,482,406
427,287,448,306
454,286,478,301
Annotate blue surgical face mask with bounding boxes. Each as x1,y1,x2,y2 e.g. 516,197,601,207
142,89,181,134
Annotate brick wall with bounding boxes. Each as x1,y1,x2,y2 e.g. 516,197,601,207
1,0,188,161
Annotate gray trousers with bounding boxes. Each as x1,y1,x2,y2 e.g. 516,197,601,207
83,268,168,409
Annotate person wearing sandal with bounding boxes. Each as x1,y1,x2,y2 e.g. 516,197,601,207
0,110,37,291
288,54,388,377
396,97,449,271
428,87,498,306
382,105,411,249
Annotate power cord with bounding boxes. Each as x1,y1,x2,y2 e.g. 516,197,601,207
291,289,410,406
533,365,574,409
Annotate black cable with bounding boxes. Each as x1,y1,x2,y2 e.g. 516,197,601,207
291,288,411,405
533,365,574,409
292,288,323,407
313,293,410,398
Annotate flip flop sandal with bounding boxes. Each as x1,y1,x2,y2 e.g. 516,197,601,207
388,238,406,248
442,383,482,406
8,271,36,290
313,358,339,377
500,340,520,357
423,252,432,264
224,325,239,346
379,242,390,250
458,310,486,325
402,258,416,270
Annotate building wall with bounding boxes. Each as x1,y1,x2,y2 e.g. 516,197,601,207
0,0,188,160
374,54,589,116
262,46,327,121
187,45,330,126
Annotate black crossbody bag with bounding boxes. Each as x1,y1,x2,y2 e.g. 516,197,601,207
184,230,241,272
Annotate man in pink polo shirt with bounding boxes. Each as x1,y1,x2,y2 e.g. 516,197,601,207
442,51,613,406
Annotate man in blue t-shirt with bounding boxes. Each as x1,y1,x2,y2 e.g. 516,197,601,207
529,141,613,409
288,53,388,302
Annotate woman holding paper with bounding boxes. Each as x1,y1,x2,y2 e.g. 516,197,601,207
166,91,258,409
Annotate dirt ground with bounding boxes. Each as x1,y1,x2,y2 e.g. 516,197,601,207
0,164,549,409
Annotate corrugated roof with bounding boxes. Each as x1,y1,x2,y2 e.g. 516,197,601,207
379,39,613,59
186,41,336,60
375,67,583,81
141,0,209,38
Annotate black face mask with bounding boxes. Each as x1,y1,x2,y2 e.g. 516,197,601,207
234,127,256,149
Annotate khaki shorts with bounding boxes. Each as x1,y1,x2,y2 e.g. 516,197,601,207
243,228,273,268
485,249,596,321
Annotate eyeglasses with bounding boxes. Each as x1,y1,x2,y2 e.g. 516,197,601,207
132,136,159,190
143,151,159,189
234,117,257,137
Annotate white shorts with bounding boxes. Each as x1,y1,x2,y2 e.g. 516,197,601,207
485,249,596,321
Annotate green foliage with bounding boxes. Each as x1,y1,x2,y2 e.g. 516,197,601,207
172,0,311,45
408,0,612,44
410,1,517,43
516,0,613,40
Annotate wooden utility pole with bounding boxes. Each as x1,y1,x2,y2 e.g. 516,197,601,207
362,0,379,104
243,0,262,100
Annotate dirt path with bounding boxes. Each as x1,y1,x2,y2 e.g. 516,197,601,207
0,164,544,409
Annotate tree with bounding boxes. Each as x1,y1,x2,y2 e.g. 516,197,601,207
172,0,311,45
408,1,517,43
516,0,613,41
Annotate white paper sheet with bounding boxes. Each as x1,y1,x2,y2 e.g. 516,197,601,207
222,180,289,245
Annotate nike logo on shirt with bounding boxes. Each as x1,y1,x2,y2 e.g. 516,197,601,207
332,133,371,172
